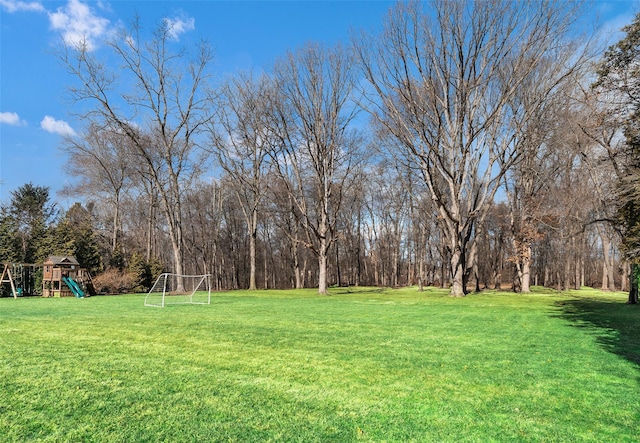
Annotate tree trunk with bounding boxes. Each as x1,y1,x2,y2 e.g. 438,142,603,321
494,270,501,290
293,246,303,289
599,226,610,290
518,242,532,293
301,257,308,289
450,248,465,297
466,239,478,293
521,256,531,293
440,244,448,289
621,262,629,292
318,245,328,295
373,250,380,286
145,192,155,262
628,263,639,304
601,231,616,291
112,197,119,252
574,256,582,290
563,257,571,291
335,242,342,287
171,234,185,291
355,210,362,287
392,248,399,287
248,209,257,290
263,228,269,290
161,188,185,292
543,266,549,288
629,285,638,304
418,255,424,292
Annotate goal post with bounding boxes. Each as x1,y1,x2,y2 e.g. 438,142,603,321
144,273,211,307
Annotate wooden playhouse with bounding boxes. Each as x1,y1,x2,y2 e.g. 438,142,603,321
42,255,91,297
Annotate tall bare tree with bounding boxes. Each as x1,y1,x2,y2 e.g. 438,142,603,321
567,86,622,291
60,123,132,253
209,72,274,290
61,18,213,288
363,161,410,287
504,59,592,293
355,0,586,296
269,43,361,295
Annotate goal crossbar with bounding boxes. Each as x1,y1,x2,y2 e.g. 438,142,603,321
144,273,211,307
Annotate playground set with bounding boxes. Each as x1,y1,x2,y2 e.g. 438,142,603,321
0,263,40,298
1,255,94,298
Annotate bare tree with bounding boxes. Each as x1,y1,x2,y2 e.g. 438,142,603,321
269,43,361,295
60,123,132,253
335,165,369,287
209,72,274,290
567,83,627,291
61,18,213,288
504,60,591,293
355,0,587,296
363,162,410,287
568,92,620,291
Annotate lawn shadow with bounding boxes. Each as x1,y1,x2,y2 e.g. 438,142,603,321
554,297,640,369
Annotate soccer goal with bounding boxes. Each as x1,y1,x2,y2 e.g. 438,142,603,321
144,273,211,307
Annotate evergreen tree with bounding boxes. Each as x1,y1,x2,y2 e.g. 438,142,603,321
127,253,164,292
127,253,148,293
0,206,20,263
62,203,102,274
616,125,640,304
596,13,640,303
9,183,57,263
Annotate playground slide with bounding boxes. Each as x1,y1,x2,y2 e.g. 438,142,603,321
63,276,85,298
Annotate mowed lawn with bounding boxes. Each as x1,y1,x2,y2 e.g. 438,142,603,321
0,287,638,442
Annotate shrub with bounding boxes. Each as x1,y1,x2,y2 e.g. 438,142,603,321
92,268,136,294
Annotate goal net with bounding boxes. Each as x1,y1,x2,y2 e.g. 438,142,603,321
144,273,211,307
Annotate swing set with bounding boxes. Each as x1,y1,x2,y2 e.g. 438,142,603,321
0,263,41,298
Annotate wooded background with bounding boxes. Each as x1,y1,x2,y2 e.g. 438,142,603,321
2,1,639,299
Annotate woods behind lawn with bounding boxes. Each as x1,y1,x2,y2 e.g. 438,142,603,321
0,287,638,442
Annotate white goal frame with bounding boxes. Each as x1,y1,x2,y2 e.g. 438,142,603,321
144,273,211,307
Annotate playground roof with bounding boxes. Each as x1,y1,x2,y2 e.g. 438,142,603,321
45,256,80,266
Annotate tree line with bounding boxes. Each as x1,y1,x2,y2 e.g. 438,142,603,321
2,0,640,301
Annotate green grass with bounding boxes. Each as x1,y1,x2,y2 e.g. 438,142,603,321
0,287,638,442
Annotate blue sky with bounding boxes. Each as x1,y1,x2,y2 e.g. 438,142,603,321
0,0,638,206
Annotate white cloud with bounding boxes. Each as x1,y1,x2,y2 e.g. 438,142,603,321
0,0,45,13
48,0,110,51
0,111,26,126
41,116,76,137
164,14,195,40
